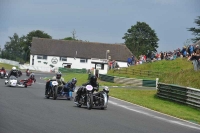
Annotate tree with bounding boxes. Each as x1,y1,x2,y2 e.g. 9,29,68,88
24,30,52,62
122,22,159,57
188,16,200,43
62,37,77,41
2,33,25,61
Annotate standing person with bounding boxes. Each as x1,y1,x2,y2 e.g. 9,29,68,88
131,55,135,65
127,57,132,67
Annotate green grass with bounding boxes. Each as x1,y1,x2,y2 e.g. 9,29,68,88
62,73,124,86
109,88,200,124
0,63,15,70
108,58,200,89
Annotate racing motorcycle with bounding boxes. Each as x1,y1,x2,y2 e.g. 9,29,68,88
45,80,59,100
74,85,94,110
0,71,8,79
5,76,27,87
45,80,73,100
74,85,109,110
26,70,30,76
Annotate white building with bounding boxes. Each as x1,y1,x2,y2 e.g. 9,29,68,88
30,37,133,74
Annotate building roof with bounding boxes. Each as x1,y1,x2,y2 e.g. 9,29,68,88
30,37,133,62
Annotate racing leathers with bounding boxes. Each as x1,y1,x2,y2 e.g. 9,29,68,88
8,69,18,78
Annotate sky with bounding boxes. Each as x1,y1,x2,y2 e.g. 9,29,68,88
0,0,199,52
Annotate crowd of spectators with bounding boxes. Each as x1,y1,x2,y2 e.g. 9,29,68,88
127,40,200,71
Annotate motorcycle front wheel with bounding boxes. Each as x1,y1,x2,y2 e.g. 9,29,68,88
53,86,58,100
87,94,93,110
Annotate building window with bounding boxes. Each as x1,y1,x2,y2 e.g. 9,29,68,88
60,57,67,61
37,55,47,60
80,59,87,63
38,61,41,63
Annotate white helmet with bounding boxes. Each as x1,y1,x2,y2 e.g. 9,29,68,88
12,67,16,70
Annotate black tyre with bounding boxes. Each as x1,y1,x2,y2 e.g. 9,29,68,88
53,86,58,100
74,96,82,107
87,94,93,110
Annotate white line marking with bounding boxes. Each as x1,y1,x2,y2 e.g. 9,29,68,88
109,101,200,130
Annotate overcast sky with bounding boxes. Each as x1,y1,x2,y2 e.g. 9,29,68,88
0,0,199,52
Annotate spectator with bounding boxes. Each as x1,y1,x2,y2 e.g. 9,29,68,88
181,46,187,57
127,57,132,67
188,49,200,71
194,45,199,54
131,55,135,65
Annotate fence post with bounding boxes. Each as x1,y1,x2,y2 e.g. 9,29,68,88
156,78,159,90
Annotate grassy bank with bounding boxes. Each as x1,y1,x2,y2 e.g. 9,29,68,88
0,63,15,70
108,58,200,89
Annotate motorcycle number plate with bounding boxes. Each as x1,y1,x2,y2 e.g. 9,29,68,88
86,85,93,91
52,81,58,86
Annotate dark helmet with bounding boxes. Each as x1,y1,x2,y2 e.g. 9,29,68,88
90,75,97,83
56,71,62,79
71,78,77,85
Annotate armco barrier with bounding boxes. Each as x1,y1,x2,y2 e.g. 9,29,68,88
157,83,200,109
99,74,115,83
59,68,87,73
0,58,19,66
99,74,156,87
143,80,156,87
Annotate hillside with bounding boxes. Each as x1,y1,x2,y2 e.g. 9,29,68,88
108,58,200,89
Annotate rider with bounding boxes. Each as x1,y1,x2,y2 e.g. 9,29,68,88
45,71,66,95
26,69,30,76
28,72,36,83
8,66,18,78
75,75,99,102
62,78,77,98
0,67,6,76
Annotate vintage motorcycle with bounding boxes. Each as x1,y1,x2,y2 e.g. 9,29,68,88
0,71,8,79
74,85,109,110
45,80,59,100
5,76,36,88
26,70,30,76
45,80,73,100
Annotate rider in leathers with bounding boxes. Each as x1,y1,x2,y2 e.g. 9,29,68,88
75,75,99,102
8,67,18,78
45,72,66,95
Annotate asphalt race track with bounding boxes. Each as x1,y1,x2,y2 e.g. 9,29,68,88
0,72,200,133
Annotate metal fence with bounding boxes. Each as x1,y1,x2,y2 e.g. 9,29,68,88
113,68,161,78
157,83,200,109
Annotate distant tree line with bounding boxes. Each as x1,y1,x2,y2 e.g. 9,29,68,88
0,16,199,62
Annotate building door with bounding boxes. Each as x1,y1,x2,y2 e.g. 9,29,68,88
64,65,71,68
